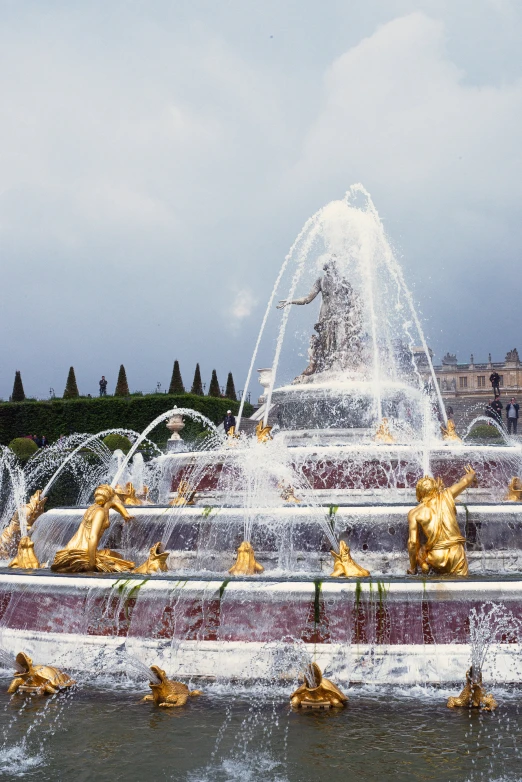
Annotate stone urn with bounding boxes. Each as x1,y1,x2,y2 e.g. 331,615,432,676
257,368,272,404
166,413,185,441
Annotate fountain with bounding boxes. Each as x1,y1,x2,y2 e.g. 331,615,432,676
0,185,522,706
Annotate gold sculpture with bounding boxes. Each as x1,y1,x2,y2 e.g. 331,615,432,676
169,479,197,506
133,542,170,574
255,421,273,442
447,668,497,711
141,665,202,707
290,662,348,709
441,420,462,442
505,477,522,501
115,482,150,506
0,490,47,558
8,537,41,570
51,484,135,573
229,541,264,575
330,540,370,578
279,482,301,503
407,466,476,577
7,652,75,696
374,418,395,443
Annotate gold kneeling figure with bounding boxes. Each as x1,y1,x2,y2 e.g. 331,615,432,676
142,665,202,708
407,467,476,577
330,540,370,578
51,484,135,573
290,663,348,709
134,542,170,574
447,668,497,711
8,652,75,696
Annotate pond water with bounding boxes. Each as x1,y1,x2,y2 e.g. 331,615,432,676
0,682,520,781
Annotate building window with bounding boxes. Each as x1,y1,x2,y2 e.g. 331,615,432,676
477,376,485,387
499,375,504,387
459,377,468,389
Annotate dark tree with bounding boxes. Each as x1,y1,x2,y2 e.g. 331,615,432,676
208,369,221,398
191,364,204,396
11,371,25,402
63,367,79,399
225,372,237,401
168,360,185,394
115,364,130,396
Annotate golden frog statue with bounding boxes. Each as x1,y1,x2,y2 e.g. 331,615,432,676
330,540,370,578
133,542,170,574
7,652,75,696
407,467,476,577
51,484,135,573
0,490,47,559
229,541,264,575
441,420,462,442
8,536,41,570
255,421,273,443
447,668,497,711
290,662,348,709
169,480,197,506
505,477,522,501
141,665,202,708
374,418,395,444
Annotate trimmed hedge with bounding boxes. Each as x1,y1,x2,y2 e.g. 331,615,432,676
8,437,38,462
103,433,132,454
467,424,504,442
0,394,251,447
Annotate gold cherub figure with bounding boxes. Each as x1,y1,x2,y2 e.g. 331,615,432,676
141,665,202,708
169,479,197,507
133,542,170,574
447,667,497,711
229,541,264,575
330,540,370,578
290,662,348,709
505,477,522,501
441,419,462,442
255,421,273,443
374,418,395,443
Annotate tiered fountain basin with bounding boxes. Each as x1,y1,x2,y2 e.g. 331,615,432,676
0,570,521,684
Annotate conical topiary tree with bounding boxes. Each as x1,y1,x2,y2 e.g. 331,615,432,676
191,364,204,396
11,370,25,402
168,360,185,394
208,369,221,398
225,371,237,401
63,367,79,399
115,364,130,396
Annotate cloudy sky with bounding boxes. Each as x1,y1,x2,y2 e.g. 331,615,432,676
1,0,521,400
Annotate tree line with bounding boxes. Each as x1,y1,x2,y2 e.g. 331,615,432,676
9,361,239,403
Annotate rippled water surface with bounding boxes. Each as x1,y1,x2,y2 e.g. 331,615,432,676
0,684,520,781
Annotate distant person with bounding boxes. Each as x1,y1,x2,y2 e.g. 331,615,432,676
506,398,519,435
35,435,43,448
41,435,49,447
489,371,501,397
99,376,108,397
446,406,454,420
489,397,503,427
223,410,236,435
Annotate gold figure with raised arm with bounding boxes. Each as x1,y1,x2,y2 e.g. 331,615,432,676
255,421,273,442
51,484,135,573
447,667,497,711
330,540,370,578
169,479,197,507
505,477,522,501
229,541,264,575
9,536,41,570
290,662,348,709
141,665,202,707
133,542,170,574
407,466,476,577
441,419,462,442
0,490,47,559
7,652,75,696
374,418,395,443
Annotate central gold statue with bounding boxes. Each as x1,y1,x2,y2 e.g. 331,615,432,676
447,667,497,711
290,662,348,709
51,484,135,573
407,467,476,577
330,540,370,578
229,541,264,575
141,665,202,707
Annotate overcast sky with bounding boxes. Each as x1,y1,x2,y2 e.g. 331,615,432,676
1,0,521,400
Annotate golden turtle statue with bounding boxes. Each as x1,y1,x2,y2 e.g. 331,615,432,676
290,662,348,709
141,665,202,708
447,667,497,711
133,542,170,574
7,652,75,696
